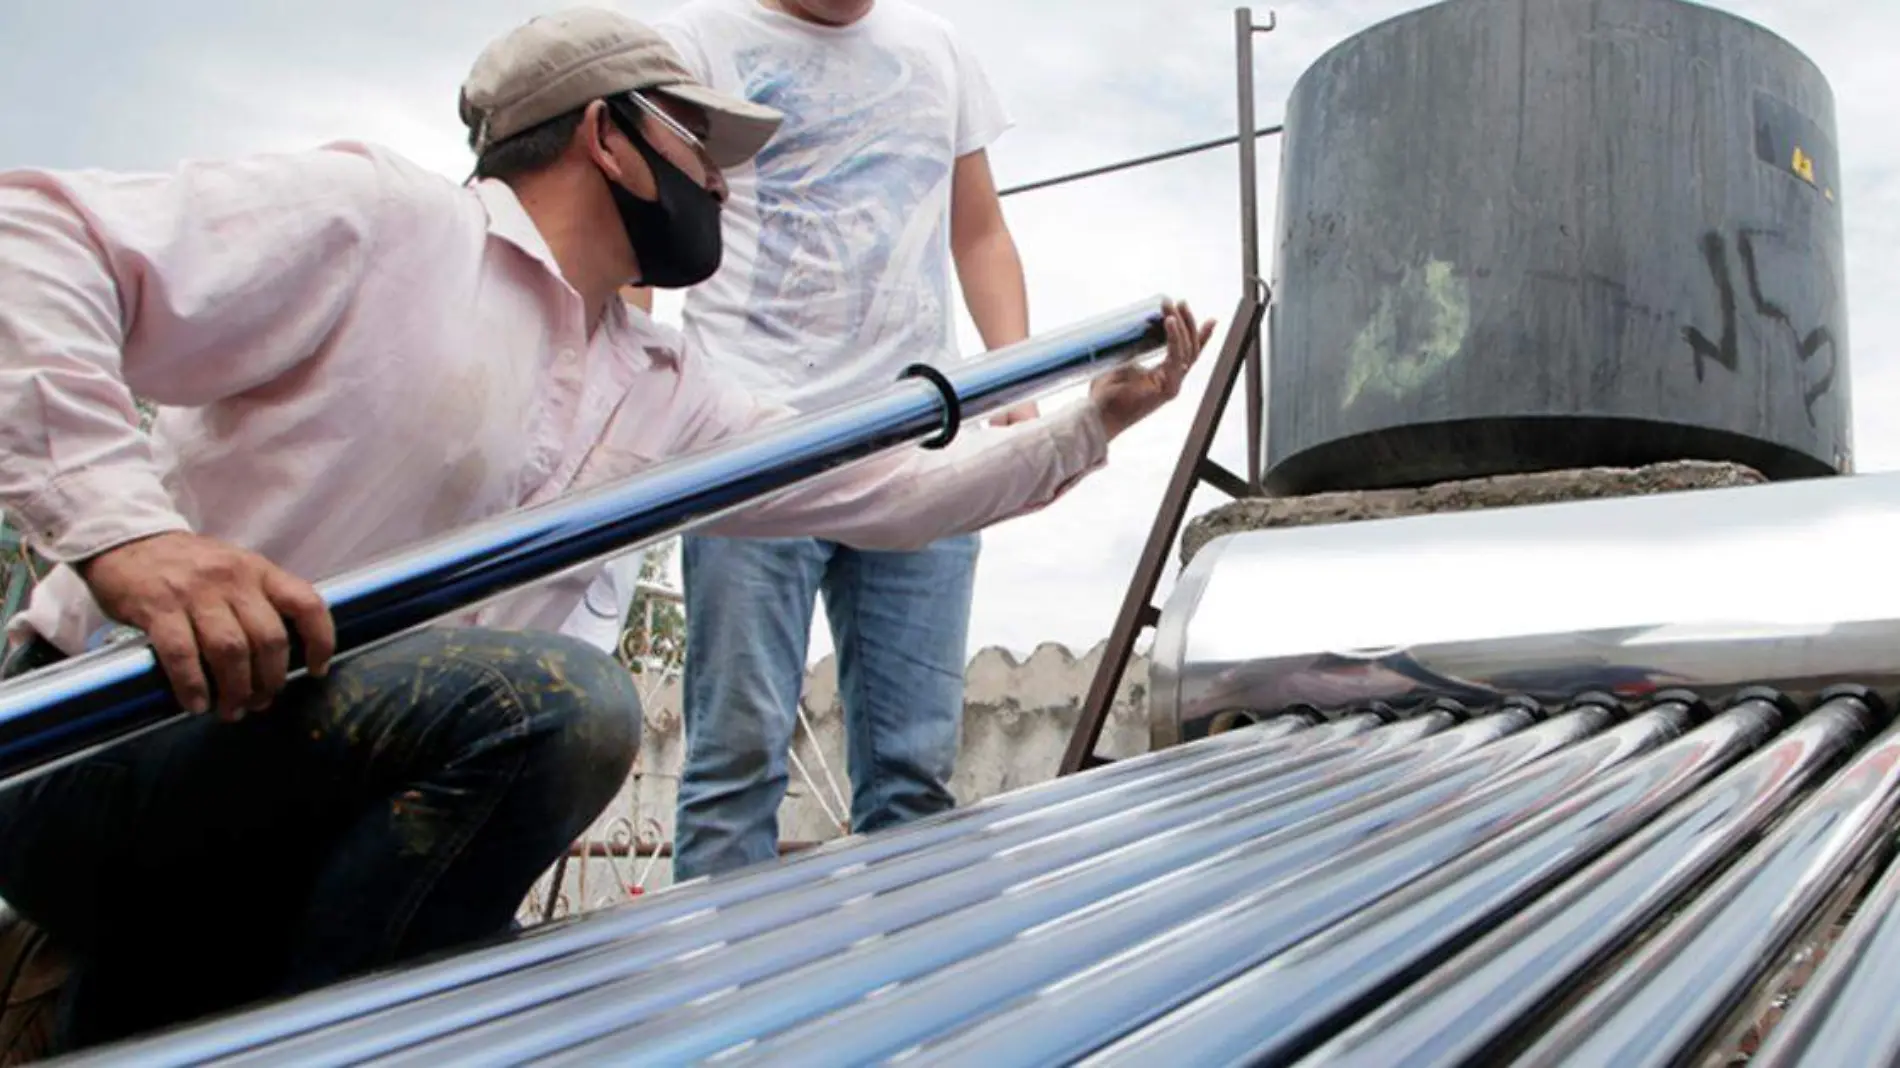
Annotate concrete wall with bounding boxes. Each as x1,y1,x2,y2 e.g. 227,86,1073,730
527,641,1149,915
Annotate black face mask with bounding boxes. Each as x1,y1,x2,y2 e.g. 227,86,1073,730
604,106,724,290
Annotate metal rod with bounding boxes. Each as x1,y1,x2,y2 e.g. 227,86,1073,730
67,713,1327,1067
1236,7,1261,286
996,125,1285,199
561,706,1613,1068
0,298,1168,792
1103,693,1880,1068
1512,695,1900,1068
711,701,1651,1068
386,711,1485,1067
208,714,1408,1067
1236,6,1266,491
899,695,1756,1068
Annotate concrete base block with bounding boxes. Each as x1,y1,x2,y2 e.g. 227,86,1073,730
1182,459,1768,565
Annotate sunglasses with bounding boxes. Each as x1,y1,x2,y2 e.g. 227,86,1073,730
616,91,711,161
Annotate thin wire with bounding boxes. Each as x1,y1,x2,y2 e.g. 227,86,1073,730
790,745,848,831
998,124,1285,199
797,702,852,821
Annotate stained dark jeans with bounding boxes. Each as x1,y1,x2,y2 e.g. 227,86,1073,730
0,626,639,1054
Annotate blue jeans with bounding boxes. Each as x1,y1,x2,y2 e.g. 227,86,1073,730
0,626,639,1054
676,533,979,882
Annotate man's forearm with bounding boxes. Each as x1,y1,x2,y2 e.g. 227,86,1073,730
955,227,1038,426
702,403,1108,552
0,182,187,561
956,228,1029,351
632,297,1207,555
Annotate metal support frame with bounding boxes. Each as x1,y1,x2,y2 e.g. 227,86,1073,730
1061,6,1278,776
1059,288,1268,775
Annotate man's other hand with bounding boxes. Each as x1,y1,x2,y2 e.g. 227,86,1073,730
1090,299,1217,439
79,532,337,720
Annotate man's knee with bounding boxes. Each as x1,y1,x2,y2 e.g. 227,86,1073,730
517,632,640,782
430,629,642,806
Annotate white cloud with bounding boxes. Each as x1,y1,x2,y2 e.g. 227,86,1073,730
1,0,1894,666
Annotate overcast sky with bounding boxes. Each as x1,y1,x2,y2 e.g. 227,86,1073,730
2,1,1894,664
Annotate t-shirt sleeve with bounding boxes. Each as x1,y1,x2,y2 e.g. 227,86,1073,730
654,5,715,83
951,33,1012,157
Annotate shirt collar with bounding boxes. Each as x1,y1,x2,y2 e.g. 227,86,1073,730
471,177,567,278
618,302,684,370
471,178,681,371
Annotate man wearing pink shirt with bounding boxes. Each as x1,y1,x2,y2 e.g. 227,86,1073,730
0,7,1210,1056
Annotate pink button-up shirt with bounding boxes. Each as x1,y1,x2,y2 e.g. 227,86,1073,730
0,141,1108,654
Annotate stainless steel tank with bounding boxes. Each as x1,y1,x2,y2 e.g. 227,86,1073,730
1151,472,1900,750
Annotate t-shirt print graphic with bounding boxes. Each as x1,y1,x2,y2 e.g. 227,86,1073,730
732,40,956,380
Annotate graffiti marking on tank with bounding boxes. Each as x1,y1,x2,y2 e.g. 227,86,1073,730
1683,228,1841,427
1341,258,1472,409
1683,232,1742,381
1737,228,1840,426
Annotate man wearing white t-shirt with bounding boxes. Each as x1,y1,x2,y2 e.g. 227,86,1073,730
650,0,1034,880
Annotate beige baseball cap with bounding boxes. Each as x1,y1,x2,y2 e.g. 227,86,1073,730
460,7,782,168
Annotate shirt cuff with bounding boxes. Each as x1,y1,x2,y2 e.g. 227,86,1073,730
13,466,192,563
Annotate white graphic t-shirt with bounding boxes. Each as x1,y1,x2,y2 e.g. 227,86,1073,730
657,0,1012,413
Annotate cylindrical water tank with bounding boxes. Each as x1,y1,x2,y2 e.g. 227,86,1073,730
1263,0,1851,495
